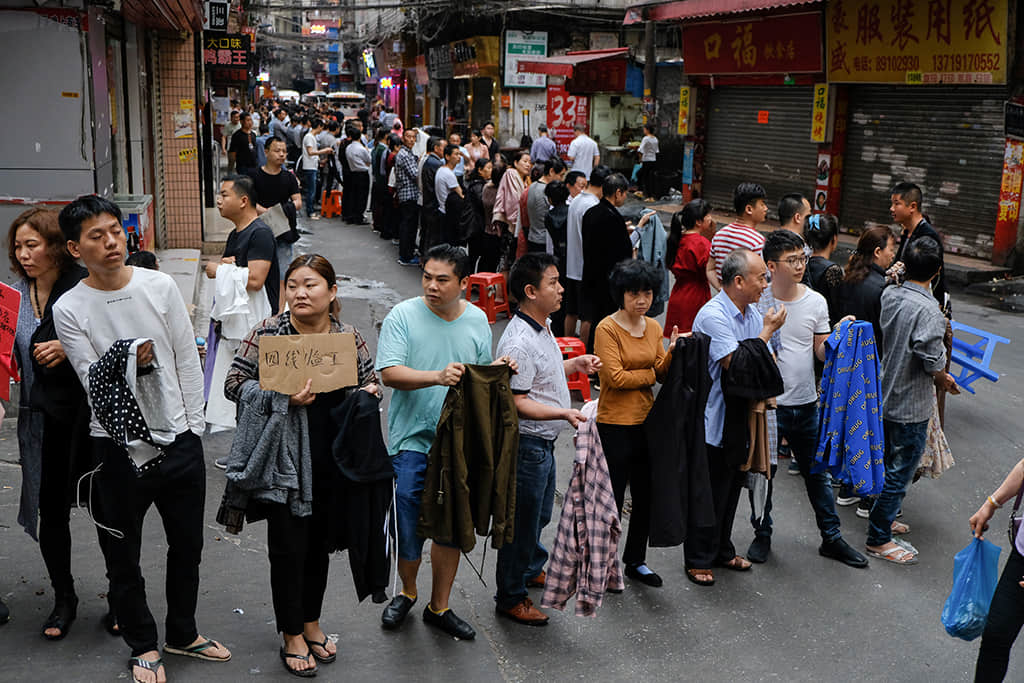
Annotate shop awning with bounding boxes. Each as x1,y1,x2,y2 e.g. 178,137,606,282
516,48,629,78
624,0,820,24
121,0,204,32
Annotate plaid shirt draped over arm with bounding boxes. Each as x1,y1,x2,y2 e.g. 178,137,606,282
541,401,623,616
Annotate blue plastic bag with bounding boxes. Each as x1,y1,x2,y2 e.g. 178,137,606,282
941,537,1001,640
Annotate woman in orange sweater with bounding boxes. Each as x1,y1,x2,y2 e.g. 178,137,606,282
594,259,679,587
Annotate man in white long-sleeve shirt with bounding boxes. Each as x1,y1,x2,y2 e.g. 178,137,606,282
54,195,230,683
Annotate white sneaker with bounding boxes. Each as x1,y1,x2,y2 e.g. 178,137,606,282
836,495,861,507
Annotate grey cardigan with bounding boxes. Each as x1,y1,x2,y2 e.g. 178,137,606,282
217,380,313,533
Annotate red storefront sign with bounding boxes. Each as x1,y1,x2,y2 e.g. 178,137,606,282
567,57,627,93
547,85,589,157
203,33,250,84
681,12,823,75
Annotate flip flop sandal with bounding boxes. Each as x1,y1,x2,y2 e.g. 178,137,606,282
719,556,752,572
280,647,318,678
164,637,231,662
128,656,163,683
685,569,715,587
865,544,918,565
304,635,337,663
891,521,911,535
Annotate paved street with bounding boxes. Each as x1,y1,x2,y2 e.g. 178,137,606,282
2,214,1023,682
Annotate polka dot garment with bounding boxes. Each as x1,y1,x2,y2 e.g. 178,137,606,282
87,338,159,476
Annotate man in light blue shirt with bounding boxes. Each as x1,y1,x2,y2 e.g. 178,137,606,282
375,244,516,640
687,248,785,585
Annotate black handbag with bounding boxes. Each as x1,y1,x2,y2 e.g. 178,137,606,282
1008,485,1024,546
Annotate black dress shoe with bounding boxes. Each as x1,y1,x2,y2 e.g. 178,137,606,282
381,594,416,630
624,564,663,587
819,538,869,568
422,606,476,640
747,536,771,564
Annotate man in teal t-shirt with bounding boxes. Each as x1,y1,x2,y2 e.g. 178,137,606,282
375,244,515,641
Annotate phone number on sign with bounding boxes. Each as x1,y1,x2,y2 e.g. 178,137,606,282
932,53,1001,72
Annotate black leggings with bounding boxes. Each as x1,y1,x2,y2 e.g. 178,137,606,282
596,423,651,567
975,545,1024,681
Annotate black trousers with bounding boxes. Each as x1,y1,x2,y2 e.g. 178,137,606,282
93,432,205,656
975,545,1024,681
684,445,746,569
397,200,419,262
419,208,441,255
372,183,392,236
469,232,502,273
597,423,652,566
345,171,370,222
38,415,113,601
641,161,657,197
263,501,331,636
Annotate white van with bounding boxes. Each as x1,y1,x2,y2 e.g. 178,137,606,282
326,91,365,119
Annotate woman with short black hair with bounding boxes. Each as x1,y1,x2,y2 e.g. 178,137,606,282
594,259,679,587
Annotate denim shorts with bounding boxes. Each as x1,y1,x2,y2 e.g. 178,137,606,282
392,449,430,561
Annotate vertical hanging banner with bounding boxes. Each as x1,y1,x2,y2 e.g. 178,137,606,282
677,86,691,135
993,139,1024,263
0,282,21,399
811,83,829,142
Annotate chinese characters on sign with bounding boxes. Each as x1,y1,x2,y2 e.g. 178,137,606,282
547,85,589,157
203,33,250,84
258,333,359,394
504,30,547,88
994,139,1024,262
811,83,829,143
827,0,1008,83
0,282,21,400
681,13,823,75
677,86,691,136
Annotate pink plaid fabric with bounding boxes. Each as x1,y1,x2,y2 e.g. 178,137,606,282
541,401,623,616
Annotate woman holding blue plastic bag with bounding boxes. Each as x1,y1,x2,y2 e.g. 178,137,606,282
970,457,1024,681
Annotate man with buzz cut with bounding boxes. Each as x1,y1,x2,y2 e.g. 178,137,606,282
54,195,231,683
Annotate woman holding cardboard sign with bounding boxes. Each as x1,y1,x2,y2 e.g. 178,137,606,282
221,254,379,678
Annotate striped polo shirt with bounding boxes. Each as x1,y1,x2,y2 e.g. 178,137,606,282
710,222,765,281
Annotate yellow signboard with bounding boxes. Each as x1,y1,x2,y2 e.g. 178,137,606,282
677,86,691,136
826,0,1008,84
811,83,828,143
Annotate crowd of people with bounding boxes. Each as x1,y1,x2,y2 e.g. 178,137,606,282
3,139,1021,681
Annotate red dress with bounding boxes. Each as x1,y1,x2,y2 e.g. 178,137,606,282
664,232,712,335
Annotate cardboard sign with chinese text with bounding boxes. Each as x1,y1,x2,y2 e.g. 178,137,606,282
259,333,358,395
827,0,1008,84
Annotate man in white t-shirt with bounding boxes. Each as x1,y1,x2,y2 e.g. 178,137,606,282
301,118,333,220
752,229,868,569
435,144,463,243
54,195,231,682
566,124,600,178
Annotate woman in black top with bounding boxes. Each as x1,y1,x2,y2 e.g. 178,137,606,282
803,213,844,325
837,226,897,350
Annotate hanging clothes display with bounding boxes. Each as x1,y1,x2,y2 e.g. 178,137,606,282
542,400,623,617
815,320,886,495
635,209,669,317
644,333,715,548
417,364,519,552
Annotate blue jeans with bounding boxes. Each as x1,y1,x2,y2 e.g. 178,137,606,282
495,435,556,610
866,419,928,546
392,450,429,561
302,169,317,217
776,403,842,543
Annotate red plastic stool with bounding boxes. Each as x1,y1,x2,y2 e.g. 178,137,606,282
321,189,342,218
556,336,591,400
467,272,510,324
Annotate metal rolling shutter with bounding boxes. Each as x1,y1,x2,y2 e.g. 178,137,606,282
704,86,819,217
840,85,1006,259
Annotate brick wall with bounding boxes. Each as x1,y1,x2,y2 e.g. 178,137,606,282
157,34,202,248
